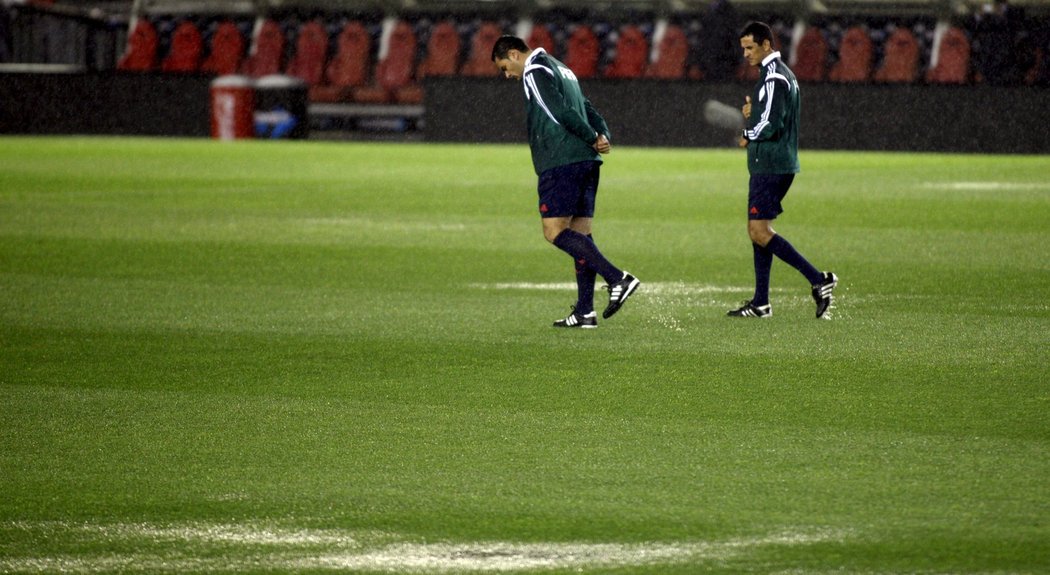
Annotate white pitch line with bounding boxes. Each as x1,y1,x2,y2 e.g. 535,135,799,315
470,282,764,296
920,182,1049,191
0,521,848,574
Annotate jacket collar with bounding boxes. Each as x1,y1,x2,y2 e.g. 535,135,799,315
762,51,782,66
525,47,546,66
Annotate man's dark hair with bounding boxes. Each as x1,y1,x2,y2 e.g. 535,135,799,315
491,35,529,62
739,21,775,46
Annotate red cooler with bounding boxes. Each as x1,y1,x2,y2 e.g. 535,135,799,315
210,75,255,140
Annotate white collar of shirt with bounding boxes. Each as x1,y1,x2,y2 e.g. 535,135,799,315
762,51,781,66
525,47,546,67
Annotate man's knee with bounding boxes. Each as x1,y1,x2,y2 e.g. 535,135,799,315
543,225,567,244
543,218,572,243
748,221,774,246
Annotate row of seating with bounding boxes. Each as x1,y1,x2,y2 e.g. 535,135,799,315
116,15,991,105
793,24,970,84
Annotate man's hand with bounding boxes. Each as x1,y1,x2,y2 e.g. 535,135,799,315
593,134,611,155
741,96,752,119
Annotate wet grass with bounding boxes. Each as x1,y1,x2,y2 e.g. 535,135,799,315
1,137,1048,573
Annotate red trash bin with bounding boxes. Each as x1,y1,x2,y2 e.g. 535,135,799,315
210,75,255,140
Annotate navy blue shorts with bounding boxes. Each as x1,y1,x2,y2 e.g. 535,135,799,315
537,161,600,218
748,173,795,220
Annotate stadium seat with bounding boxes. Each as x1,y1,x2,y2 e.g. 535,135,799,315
240,19,285,78
161,20,202,73
420,20,461,78
285,20,329,86
644,24,688,79
352,20,416,104
396,20,460,104
874,27,920,83
828,26,873,83
563,25,600,79
201,20,246,76
925,26,970,84
117,19,158,71
310,21,371,102
459,22,503,77
792,26,828,82
527,23,555,55
603,25,648,79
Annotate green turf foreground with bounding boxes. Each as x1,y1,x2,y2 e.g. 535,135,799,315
1,137,1048,574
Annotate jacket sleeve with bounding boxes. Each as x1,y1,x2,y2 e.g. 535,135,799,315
525,68,600,145
743,75,788,142
584,98,611,141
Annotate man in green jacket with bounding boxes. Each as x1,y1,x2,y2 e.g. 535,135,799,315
728,21,838,319
492,35,639,328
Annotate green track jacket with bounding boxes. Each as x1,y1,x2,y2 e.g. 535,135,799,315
521,48,610,175
743,51,801,175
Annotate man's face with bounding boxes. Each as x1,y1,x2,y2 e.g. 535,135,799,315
740,35,773,67
494,49,526,80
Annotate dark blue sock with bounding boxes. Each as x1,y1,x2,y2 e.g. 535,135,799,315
752,242,773,306
573,234,598,314
766,234,822,285
553,229,623,285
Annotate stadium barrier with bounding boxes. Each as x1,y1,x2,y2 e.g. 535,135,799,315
0,70,212,137
2,71,1048,154
424,76,1050,154
0,70,312,139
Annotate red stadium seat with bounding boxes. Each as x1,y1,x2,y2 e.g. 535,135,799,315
240,19,285,78
352,20,416,104
396,20,461,104
118,19,158,71
563,25,599,79
161,21,202,73
527,23,555,55
201,21,246,76
792,26,828,82
925,26,970,84
459,22,503,77
645,24,688,79
416,20,460,79
604,25,648,79
874,27,920,83
310,21,371,102
285,20,328,86
828,26,873,83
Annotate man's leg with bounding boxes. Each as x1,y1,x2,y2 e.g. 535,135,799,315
568,219,597,315
545,217,638,320
544,217,623,286
749,219,837,318
749,219,822,286
540,162,638,321
751,241,774,307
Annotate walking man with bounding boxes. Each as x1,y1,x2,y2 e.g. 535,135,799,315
491,35,640,328
728,21,838,319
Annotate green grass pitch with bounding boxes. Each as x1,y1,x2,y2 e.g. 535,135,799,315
1,136,1048,574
